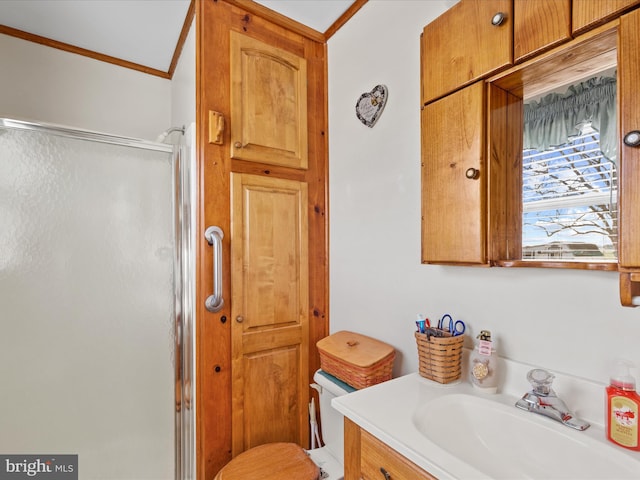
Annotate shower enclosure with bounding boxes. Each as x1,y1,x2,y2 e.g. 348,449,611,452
0,118,195,479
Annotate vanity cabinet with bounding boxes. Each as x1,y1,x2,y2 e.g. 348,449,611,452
345,418,436,480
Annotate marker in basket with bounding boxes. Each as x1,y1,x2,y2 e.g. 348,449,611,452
415,314,428,334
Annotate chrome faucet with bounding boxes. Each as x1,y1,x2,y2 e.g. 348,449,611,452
515,368,590,431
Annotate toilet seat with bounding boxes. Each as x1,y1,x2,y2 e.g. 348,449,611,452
214,442,319,480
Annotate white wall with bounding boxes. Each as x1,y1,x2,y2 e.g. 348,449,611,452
0,33,171,140
328,0,640,385
171,21,196,131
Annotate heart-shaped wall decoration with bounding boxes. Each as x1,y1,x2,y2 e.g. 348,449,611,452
355,84,388,128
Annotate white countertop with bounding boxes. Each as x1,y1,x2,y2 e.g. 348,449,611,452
331,356,640,479
333,373,489,479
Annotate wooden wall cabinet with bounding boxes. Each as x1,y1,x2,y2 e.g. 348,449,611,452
513,0,571,62
573,0,640,35
230,32,308,169
344,418,436,480
421,0,512,105
421,81,487,265
618,8,640,304
421,1,635,105
421,0,640,306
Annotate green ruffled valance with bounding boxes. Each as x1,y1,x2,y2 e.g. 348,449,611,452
523,75,617,161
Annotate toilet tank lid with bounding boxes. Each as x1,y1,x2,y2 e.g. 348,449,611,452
313,369,356,395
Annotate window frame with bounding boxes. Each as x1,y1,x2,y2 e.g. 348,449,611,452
486,21,619,271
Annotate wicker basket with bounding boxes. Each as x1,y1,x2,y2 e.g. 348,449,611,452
415,331,464,384
317,331,395,390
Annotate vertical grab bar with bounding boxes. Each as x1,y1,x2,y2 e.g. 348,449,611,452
204,226,224,312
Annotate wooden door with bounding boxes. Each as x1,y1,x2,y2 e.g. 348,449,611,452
421,81,487,264
619,8,640,269
618,8,638,305
196,1,328,478
513,0,570,63
230,32,308,169
360,429,436,480
573,0,640,34
421,0,512,104
230,173,309,454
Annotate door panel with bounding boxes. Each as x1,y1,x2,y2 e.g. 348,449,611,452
230,31,308,169
619,8,640,268
421,0,512,104
573,0,640,34
514,0,571,63
242,345,302,446
230,173,309,454
421,81,487,264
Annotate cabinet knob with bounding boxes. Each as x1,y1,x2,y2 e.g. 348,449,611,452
236,315,244,323
491,12,506,26
379,467,392,480
465,167,480,180
623,130,640,147
234,141,243,148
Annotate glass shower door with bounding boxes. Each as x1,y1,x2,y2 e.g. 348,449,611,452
0,121,181,479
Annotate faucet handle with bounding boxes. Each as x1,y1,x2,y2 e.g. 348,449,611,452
527,368,555,395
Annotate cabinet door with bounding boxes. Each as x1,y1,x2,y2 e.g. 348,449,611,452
421,81,487,265
421,0,511,104
230,173,309,454
360,429,436,480
573,0,640,34
514,0,571,63
230,31,308,169
619,8,640,269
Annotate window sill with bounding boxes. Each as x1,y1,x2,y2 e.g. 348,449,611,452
493,260,618,271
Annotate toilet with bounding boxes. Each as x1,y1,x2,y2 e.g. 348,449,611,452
214,369,353,480
307,369,354,479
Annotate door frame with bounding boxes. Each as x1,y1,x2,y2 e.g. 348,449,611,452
194,1,329,477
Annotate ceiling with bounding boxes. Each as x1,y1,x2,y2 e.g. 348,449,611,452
256,0,356,32
0,0,356,74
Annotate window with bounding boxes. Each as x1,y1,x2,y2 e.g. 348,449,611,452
521,75,617,263
522,127,618,261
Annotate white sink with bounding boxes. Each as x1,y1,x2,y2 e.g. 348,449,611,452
333,369,640,480
413,393,640,479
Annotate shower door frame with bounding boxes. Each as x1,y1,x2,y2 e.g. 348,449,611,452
0,117,196,480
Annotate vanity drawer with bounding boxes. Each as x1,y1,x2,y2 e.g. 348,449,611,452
360,429,436,480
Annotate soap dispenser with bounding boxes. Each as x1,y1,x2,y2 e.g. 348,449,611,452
606,359,640,451
469,330,498,393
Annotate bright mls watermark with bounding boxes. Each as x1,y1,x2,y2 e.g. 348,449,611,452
0,456,77,480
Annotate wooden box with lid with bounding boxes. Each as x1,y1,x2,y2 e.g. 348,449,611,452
317,331,395,389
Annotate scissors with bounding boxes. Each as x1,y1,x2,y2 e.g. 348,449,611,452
437,314,465,336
